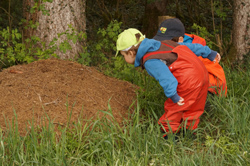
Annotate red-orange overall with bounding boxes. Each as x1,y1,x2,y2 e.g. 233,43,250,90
185,34,227,96
143,41,209,133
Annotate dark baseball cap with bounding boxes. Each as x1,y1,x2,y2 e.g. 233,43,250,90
153,18,185,41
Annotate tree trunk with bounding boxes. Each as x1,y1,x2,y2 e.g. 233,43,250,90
23,0,86,59
141,0,169,38
233,0,250,60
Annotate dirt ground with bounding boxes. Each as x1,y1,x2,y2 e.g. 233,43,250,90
0,59,139,135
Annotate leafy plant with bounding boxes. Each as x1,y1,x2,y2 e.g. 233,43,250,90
191,23,214,48
0,27,35,67
0,24,87,68
78,20,122,66
205,134,240,155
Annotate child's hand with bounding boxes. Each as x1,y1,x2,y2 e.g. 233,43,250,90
177,97,184,106
213,53,221,63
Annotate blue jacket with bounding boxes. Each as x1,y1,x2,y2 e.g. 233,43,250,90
134,38,217,103
183,35,194,43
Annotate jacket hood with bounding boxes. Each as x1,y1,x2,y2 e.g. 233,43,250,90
134,38,161,67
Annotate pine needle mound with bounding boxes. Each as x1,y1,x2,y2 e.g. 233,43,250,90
0,59,138,134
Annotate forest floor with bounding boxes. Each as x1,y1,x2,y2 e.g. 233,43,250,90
0,59,139,135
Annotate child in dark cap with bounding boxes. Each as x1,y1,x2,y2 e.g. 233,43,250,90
153,18,227,96
116,28,219,140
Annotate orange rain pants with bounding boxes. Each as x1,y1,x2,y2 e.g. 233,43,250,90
185,33,227,96
158,45,209,133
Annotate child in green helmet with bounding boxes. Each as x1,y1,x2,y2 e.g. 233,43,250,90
116,28,217,139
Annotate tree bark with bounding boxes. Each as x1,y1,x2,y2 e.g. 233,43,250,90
142,0,169,38
233,0,250,60
23,0,86,59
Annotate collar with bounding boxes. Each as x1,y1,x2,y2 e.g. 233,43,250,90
134,38,161,67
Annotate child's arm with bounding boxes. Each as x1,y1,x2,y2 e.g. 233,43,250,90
178,42,217,62
144,59,183,104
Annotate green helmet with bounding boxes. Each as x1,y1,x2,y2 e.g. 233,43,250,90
115,28,145,56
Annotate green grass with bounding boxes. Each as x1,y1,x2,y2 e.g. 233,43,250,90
0,63,250,165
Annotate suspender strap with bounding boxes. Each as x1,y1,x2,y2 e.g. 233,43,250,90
143,42,174,61
161,42,175,49
143,51,172,61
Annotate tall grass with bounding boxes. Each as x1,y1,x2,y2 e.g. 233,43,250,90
0,63,250,165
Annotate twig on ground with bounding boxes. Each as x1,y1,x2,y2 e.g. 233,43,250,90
44,98,59,105
37,93,42,102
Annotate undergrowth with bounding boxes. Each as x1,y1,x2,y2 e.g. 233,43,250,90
0,61,250,165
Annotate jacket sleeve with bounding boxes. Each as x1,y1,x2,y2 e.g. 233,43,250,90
144,59,180,103
178,42,217,61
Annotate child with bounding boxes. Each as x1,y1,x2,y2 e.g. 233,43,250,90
153,18,227,96
116,28,218,139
